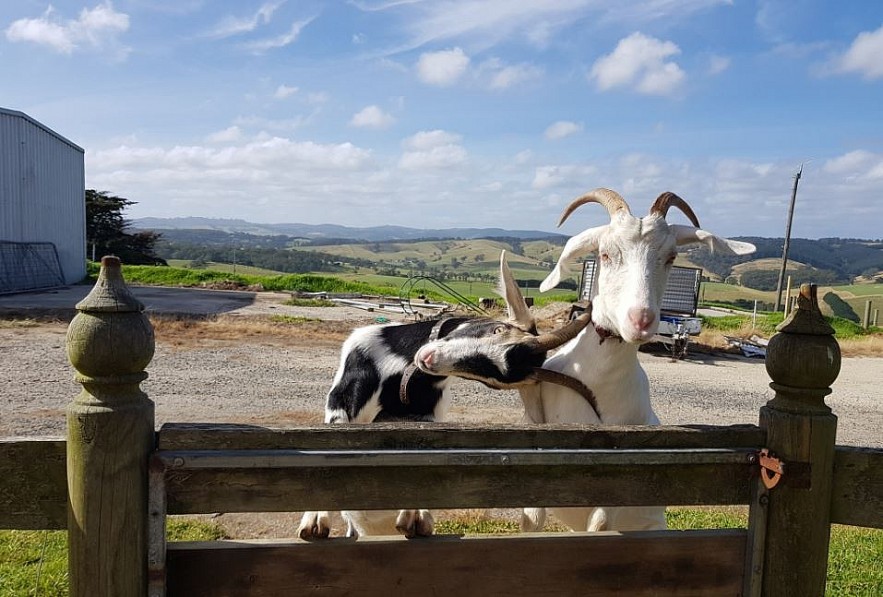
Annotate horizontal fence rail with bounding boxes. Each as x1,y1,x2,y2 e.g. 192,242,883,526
157,445,758,513
165,530,749,597
3,428,883,530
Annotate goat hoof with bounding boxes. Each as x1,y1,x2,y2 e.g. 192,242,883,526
395,509,434,538
297,511,331,540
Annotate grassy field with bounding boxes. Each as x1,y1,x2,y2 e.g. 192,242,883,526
3,512,879,596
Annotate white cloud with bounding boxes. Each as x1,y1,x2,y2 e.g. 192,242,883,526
399,129,466,169
5,2,129,57
403,129,462,150
487,62,543,89
707,54,730,75
206,126,243,143
350,105,395,129
206,1,283,39
828,24,883,80
416,47,470,86
274,84,299,99
532,164,596,190
360,0,727,54
589,32,686,96
544,121,583,140
244,17,315,53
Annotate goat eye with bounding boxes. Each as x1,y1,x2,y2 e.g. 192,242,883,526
600,253,610,263
494,325,506,334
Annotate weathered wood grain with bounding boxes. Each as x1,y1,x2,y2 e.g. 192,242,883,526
166,530,747,597
0,437,67,530
158,422,767,450
164,457,754,514
830,445,883,528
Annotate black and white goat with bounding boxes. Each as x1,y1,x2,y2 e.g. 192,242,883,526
425,189,756,532
297,252,591,540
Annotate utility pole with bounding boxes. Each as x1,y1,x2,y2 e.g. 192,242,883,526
775,164,803,312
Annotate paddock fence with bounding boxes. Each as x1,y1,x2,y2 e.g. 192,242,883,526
1,256,881,596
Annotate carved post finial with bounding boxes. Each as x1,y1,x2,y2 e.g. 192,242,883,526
764,283,841,413
66,256,155,597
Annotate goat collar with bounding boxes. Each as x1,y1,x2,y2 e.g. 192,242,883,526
530,367,600,419
593,321,622,344
400,317,452,405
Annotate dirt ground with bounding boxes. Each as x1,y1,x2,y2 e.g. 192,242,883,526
2,291,880,538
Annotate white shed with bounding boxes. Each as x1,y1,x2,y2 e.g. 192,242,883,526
0,108,86,293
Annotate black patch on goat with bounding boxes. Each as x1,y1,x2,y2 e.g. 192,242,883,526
449,343,546,386
327,317,474,422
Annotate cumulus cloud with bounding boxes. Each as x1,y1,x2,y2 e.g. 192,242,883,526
824,150,883,179
589,32,686,96
206,126,243,144
544,121,583,140
827,24,883,80
399,129,467,169
416,47,470,86
5,2,129,57
350,105,395,129
274,84,299,99
707,54,730,75
532,164,596,190
206,1,284,39
487,62,543,89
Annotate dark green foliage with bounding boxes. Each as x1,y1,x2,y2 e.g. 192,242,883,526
86,190,166,266
740,267,844,291
689,237,883,281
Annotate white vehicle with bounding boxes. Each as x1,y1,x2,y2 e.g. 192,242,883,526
579,259,702,358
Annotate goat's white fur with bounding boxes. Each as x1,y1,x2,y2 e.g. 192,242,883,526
521,194,755,532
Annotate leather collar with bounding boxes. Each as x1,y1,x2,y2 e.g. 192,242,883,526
400,317,452,405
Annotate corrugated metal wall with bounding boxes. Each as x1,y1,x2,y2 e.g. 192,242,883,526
0,108,85,287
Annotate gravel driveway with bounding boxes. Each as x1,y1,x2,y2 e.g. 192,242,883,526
1,306,879,448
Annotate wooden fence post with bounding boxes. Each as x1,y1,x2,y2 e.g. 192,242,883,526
66,256,155,597
759,283,840,596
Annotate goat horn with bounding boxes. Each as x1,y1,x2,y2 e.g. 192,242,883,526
649,192,701,228
528,310,592,352
557,188,631,227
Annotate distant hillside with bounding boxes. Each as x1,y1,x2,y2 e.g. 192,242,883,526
137,217,883,287
133,217,563,242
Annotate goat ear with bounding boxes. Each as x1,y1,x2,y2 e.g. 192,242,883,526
671,225,756,255
498,250,534,329
540,225,607,292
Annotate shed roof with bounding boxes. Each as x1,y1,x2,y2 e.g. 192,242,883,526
0,107,85,153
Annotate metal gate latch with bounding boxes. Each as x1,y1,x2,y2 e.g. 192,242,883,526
757,449,785,489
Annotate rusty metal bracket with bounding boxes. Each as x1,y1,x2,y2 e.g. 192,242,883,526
756,449,785,489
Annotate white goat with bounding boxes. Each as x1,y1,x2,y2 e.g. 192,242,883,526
516,188,756,532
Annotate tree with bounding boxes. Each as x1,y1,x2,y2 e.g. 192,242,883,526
85,190,166,265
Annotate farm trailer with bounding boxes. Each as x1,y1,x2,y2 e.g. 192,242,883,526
2,256,882,596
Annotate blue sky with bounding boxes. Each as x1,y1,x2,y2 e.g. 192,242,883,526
2,1,882,239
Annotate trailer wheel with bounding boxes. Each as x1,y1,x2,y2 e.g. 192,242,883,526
671,336,688,360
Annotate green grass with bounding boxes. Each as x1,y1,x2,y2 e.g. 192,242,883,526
1,513,879,596
282,297,337,308
269,314,321,324
0,519,226,597
700,310,880,340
